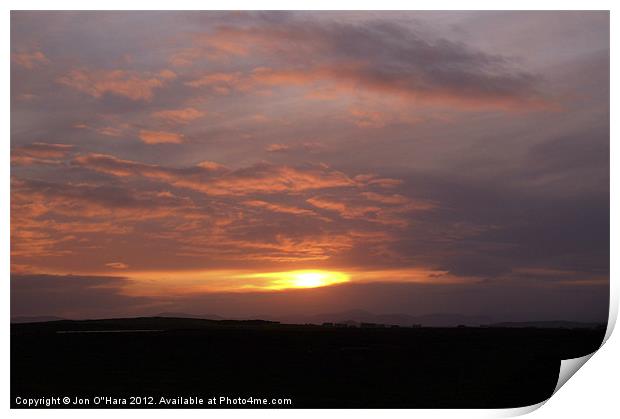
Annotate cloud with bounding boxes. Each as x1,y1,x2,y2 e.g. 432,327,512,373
57,69,176,101
11,274,155,318
168,24,326,67
243,199,317,217
10,177,199,262
14,177,195,216
152,107,205,124
72,153,357,195
12,50,49,69
254,63,545,110
71,153,162,177
184,72,248,95
74,123,129,137
196,160,226,170
97,126,124,137
362,192,435,210
307,196,379,219
265,143,290,152
176,233,357,263
10,274,609,323
11,143,74,166
20,152,434,267
348,107,390,128
347,105,424,128
138,129,184,144
106,262,129,269
12,142,74,159
265,142,325,153
168,25,286,67
177,18,549,110
306,192,434,227
15,152,423,268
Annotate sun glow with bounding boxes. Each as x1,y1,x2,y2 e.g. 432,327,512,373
240,270,350,290
293,272,327,287
100,267,459,296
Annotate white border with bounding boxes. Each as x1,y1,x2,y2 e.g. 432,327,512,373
3,2,617,418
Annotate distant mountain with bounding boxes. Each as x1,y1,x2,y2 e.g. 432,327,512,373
12,312,602,329
154,312,224,320
487,321,603,329
289,310,493,327
11,317,281,332
411,313,493,327
11,316,66,324
9,311,493,327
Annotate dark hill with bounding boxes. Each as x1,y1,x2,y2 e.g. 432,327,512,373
11,316,606,408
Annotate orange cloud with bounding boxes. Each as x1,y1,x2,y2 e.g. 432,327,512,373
361,192,411,205
196,161,226,171
138,130,184,144
152,107,205,124
250,66,320,86
71,153,163,177
184,64,546,112
12,178,195,221
184,72,247,95
307,192,434,227
186,62,546,110
72,153,357,196
73,121,132,138
168,48,203,67
168,26,293,67
175,233,356,264
361,192,436,211
365,177,403,188
12,153,434,274
10,176,203,263
307,197,380,219
252,65,550,111
265,143,290,152
11,143,74,166
243,200,317,217
106,262,129,269
13,143,73,159
348,107,390,128
167,20,553,111
12,50,49,69
13,146,439,273
58,69,176,101
265,142,325,154
98,126,124,137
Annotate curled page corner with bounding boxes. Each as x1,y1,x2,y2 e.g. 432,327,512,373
497,327,611,418
497,353,596,418
553,353,595,394
496,400,546,417
545,306,618,406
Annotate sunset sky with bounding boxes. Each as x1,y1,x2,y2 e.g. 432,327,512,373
10,11,609,321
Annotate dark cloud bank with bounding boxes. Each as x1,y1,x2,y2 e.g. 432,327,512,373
11,274,608,323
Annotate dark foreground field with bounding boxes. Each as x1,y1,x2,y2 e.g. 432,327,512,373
11,317,605,408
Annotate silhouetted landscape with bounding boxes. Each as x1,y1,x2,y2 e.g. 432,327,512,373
12,310,604,328
11,316,606,408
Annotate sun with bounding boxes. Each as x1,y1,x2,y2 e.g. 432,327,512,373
293,271,331,288
240,270,350,290
277,270,349,289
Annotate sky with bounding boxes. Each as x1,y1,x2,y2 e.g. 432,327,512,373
10,11,609,321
